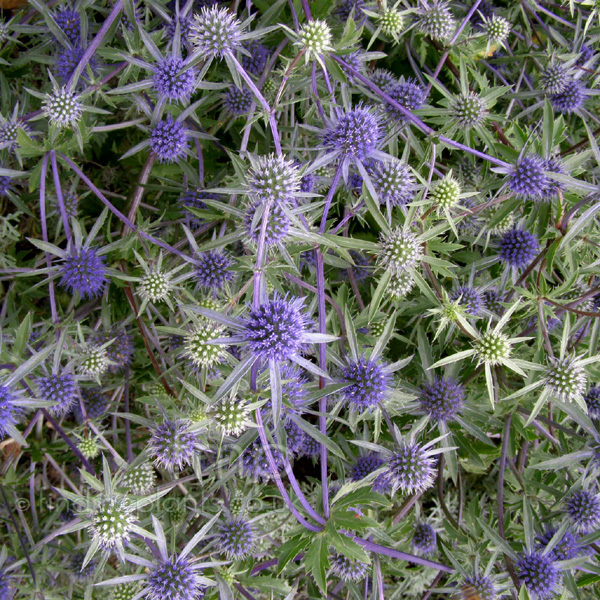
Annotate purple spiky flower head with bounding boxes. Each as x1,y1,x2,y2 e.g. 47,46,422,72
324,105,382,160
150,420,198,471
482,289,503,313
585,385,600,419
369,159,416,207
371,68,396,91
386,78,428,123
55,45,97,84
0,385,22,440
540,64,569,95
153,56,196,102
412,522,437,555
550,80,586,114
565,489,600,533
242,296,310,362
0,176,13,198
283,420,307,454
244,200,290,246
280,363,309,411
386,441,437,494
150,115,189,163
335,0,367,25
498,228,538,268
539,157,564,202
241,40,270,75
240,437,284,481
462,574,496,600
330,552,369,582
179,188,217,228
248,154,301,206
223,86,252,116
147,556,204,600
350,453,385,481
516,552,561,600
194,250,234,289
70,552,98,581
419,376,465,422
450,286,482,316
217,517,254,558
37,373,78,417
508,155,550,200
341,357,390,410
165,15,193,44
535,527,584,561
59,246,108,298
416,1,456,41
190,6,242,58
73,387,108,422
105,329,134,371
0,568,11,600
0,119,22,151
54,8,81,45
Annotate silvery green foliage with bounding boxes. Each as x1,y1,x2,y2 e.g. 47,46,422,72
2,0,600,598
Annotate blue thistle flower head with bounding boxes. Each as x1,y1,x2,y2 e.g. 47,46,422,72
0,384,22,440
54,8,80,45
59,246,108,298
335,0,367,25
341,356,390,410
150,419,198,471
449,285,482,316
217,517,254,558
585,385,600,419
350,453,385,481
105,329,134,371
0,569,12,600
540,64,569,94
243,296,310,362
386,78,428,123
165,15,192,44
153,56,196,102
516,552,561,600
179,188,217,228
565,489,600,533
550,80,586,114
223,86,252,116
280,363,309,411
190,6,242,58
0,176,13,198
419,376,465,422
299,434,320,458
0,120,23,151
330,552,369,582
508,155,550,200
284,420,307,454
576,44,594,66
324,105,382,160
70,552,98,581
241,41,270,75
248,154,300,206
347,250,372,281
498,228,538,268
147,556,203,600
368,159,416,207
535,527,584,561
150,115,189,163
482,289,503,313
539,158,564,202
370,68,396,91
240,437,284,480
462,573,496,600
386,441,437,494
244,200,290,247
412,522,437,555
37,373,78,417
194,250,234,289
55,45,97,84
73,387,108,422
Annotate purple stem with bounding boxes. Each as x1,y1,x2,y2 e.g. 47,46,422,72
300,0,312,19
227,53,282,156
331,56,511,168
58,153,195,263
315,161,344,520
50,150,72,241
254,411,322,532
67,1,124,89
41,409,96,475
349,534,454,573
39,153,58,324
